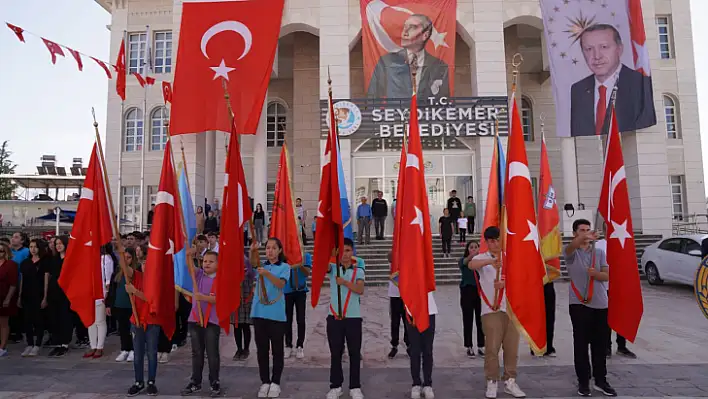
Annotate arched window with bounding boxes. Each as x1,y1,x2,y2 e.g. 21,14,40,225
663,95,679,139
124,108,144,152
521,97,534,142
267,102,287,147
151,107,169,151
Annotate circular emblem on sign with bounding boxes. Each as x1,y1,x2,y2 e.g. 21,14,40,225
695,255,708,321
327,101,362,136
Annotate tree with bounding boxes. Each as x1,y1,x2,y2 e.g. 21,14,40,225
0,140,17,200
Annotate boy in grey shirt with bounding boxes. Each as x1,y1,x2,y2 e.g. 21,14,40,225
564,219,617,397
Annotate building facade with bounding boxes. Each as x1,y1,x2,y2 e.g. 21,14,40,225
97,0,704,237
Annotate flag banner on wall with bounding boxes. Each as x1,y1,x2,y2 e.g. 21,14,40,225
360,0,457,99
539,0,656,137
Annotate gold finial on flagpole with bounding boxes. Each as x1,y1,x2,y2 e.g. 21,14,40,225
511,53,524,92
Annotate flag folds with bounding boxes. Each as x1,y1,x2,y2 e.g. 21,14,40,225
215,125,252,331
143,140,183,339
390,139,407,283
270,144,304,268
59,144,113,327
397,93,436,332
479,133,506,253
504,93,547,354
598,105,643,342
537,134,562,282
174,161,197,295
115,38,126,101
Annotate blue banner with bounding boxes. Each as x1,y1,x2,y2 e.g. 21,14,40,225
174,163,196,294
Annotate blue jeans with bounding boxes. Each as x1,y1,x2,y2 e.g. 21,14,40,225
131,324,160,383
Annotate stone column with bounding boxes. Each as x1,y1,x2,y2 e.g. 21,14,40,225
253,94,268,208
205,131,216,207
560,137,580,233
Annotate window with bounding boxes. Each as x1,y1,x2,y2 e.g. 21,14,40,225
658,238,682,253
656,16,673,59
521,97,534,142
663,95,679,139
128,32,147,74
153,31,172,73
150,107,169,151
670,175,685,221
121,186,141,226
148,185,158,208
267,102,286,147
124,108,144,152
683,239,701,256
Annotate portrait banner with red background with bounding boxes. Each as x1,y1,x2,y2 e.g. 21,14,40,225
361,0,456,99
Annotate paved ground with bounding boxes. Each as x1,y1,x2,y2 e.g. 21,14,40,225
0,282,706,398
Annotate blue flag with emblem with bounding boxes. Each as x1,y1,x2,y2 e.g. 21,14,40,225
174,162,196,294
336,135,357,259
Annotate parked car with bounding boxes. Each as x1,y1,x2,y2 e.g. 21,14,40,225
640,234,707,286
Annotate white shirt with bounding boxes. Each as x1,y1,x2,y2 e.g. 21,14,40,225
99,254,115,303
427,292,438,315
457,217,468,229
473,252,507,315
594,64,622,122
209,243,220,253
388,280,400,297
406,49,425,91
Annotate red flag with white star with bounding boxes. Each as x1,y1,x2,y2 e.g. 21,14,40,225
628,0,650,76
397,92,435,332
143,139,183,339
170,0,284,135
598,105,643,342
504,92,547,354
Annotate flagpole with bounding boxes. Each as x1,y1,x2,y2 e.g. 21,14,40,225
139,25,151,231
492,118,503,310
327,69,343,318
117,30,126,234
91,108,141,328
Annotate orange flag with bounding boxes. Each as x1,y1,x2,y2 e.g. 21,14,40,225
537,134,562,282
270,143,304,268
504,92,547,354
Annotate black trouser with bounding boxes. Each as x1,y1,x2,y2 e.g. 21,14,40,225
608,332,627,351
441,236,452,254
390,297,410,348
326,316,362,390
73,311,88,342
174,295,191,345
49,294,73,346
253,318,286,385
285,291,306,348
301,226,308,246
451,212,460,234
545,283,556,353
459,228,466,242
460,285,484,348
234,323,251,351
158,328,172,353
189,322,220,385
374,216,386,239
467,217,475,234
569,304,609,385
10,307,23,340
22,302,44,347
113,307,134,351
405,315,435,387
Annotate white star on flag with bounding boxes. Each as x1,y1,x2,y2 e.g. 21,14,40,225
633,41,651,76
430,30,449,49
211,59,235,80
410,206,424,235
166,239,175,255
523,219,540,251
610,219,632,248
317,200,325,218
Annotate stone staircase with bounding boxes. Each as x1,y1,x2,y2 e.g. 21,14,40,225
254,234,662,287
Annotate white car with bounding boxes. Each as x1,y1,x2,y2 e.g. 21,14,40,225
640,234,706,286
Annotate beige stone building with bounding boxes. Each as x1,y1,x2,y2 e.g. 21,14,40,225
96,0,704,237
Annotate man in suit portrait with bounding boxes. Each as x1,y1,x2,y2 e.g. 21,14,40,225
570,24,656,137
366,14,450,99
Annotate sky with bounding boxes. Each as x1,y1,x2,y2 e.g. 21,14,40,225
1,0,708,192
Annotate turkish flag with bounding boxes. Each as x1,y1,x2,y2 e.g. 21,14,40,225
42,38,65,64
311,91,345,308
6,23,25,42
504,93,547,354
162,81,173,104
628,0,650,76
59,143,113,327
270,144,304,270
143,140,184,339
598,106,643,343
397,93,436,332
215,124,252,332
390,140,407,281
67,48,83,71
170,0,285,135
479,135,505,254
537,134,562,282
360,0,456,96
115,38,126,101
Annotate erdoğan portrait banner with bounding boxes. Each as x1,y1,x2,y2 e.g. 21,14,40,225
361,0,457,99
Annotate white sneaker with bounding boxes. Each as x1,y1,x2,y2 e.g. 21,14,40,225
485,380,498,399
30,346,40,356
21,346,33,357
257,383,270,398
326,387,343,399
422,386,435,398
296,347,305,359
284,347,292,359
171,344,178,352
267,383,281,398
159,352,170,363
504,378,526,398
127,350,134,362
350,388,364,399
115,350,129,362
411,386,422,399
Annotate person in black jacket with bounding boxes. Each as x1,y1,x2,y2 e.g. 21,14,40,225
204,211,219,234
447,190,462,235
17,239,49,357
371,191,388,240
